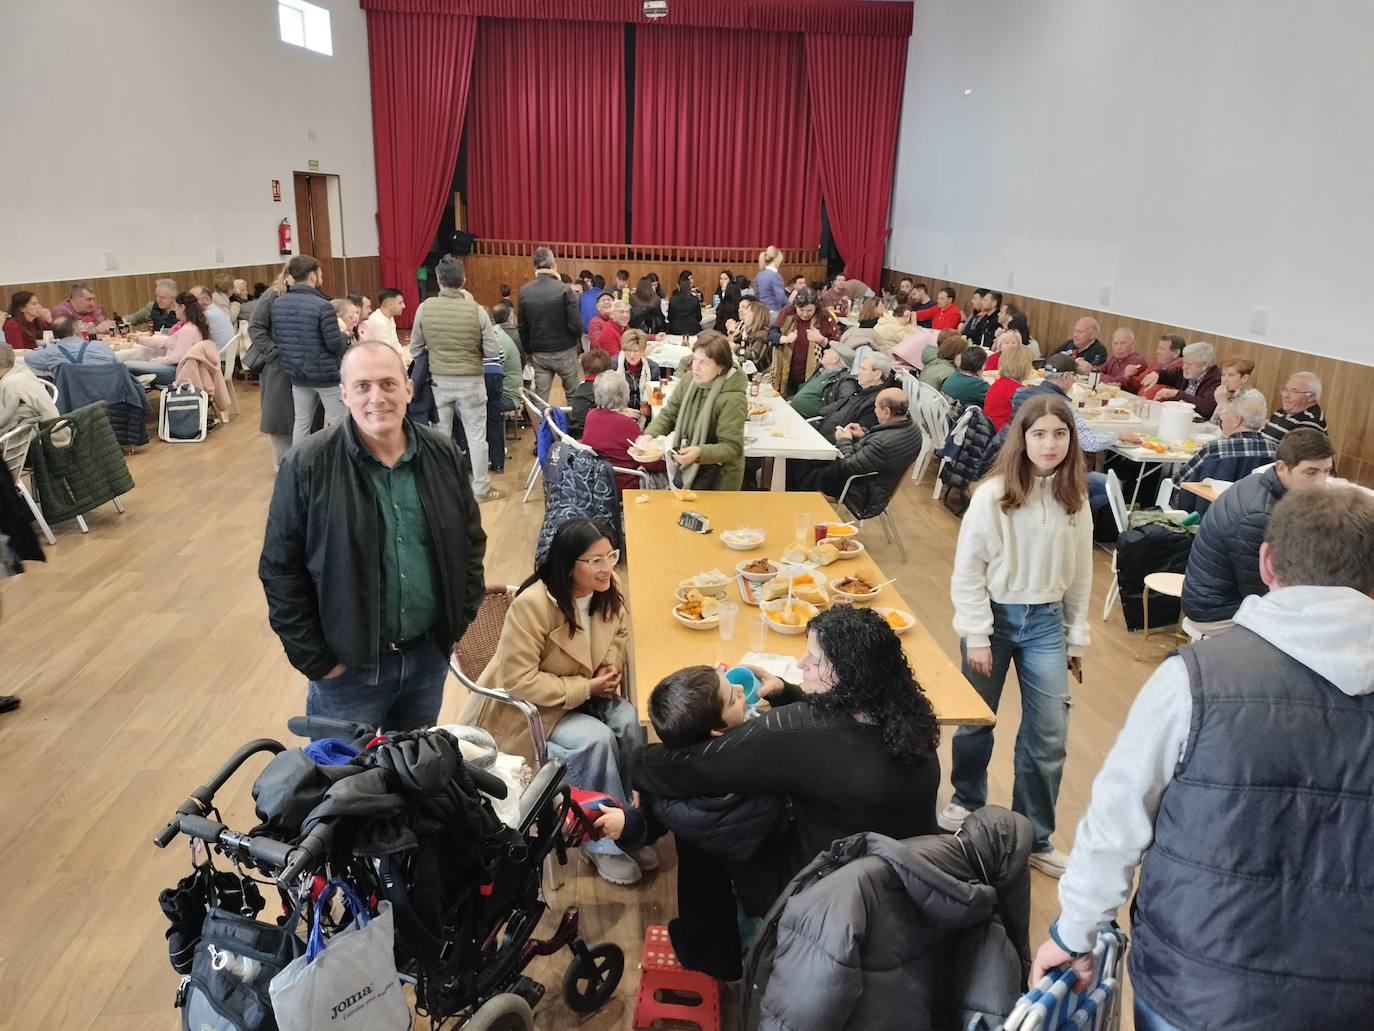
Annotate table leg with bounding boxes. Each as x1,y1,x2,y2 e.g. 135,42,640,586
770,456,788,492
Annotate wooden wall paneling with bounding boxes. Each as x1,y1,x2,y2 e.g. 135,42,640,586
884,267,1374,486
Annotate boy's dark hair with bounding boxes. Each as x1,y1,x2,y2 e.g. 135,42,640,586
649,665,726,748
960,345,988,373
592,274,606,289
1277,426,1335,468
491,301,512,325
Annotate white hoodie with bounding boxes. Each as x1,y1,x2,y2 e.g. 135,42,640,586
1055,585,1374,951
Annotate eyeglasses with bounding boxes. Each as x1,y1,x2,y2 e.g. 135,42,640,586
576,550,621,571
1281,388,1313,397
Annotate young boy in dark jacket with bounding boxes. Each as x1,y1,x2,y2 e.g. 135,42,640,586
593,665,790,979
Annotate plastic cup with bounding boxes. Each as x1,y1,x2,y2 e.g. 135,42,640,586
726,666,760,706
716,602,739,643
749,614,769,650
794,511,812,545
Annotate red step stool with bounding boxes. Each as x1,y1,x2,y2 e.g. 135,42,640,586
632,925,721,1031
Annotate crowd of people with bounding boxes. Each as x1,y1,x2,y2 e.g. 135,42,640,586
3,241,1366,1031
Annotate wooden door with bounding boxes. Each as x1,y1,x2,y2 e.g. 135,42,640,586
292,172,333,273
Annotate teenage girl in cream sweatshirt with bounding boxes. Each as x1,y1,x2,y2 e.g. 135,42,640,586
942,392,1094,876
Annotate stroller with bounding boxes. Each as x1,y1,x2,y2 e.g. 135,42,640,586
153,715,624,1028
996,926,1128,1031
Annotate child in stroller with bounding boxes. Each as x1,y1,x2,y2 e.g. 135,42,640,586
154,715,624,1028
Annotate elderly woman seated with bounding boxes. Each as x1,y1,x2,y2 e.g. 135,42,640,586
580,370,667,490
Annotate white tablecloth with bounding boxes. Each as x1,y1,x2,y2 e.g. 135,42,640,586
646,337,694,370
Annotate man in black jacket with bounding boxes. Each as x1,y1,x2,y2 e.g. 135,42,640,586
517,247,582,403
273,254,351,445
821,388,924,515
260,342,487,732
1181,427,1334,633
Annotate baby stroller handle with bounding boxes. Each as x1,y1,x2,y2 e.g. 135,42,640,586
278,820,335,886
153,738,285,847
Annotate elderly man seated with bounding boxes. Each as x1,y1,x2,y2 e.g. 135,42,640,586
190,286,236,350
50,281,114,335
22,315,119,377
0,343,60,439
1097,327,1148,384
1262,371,1327,443
1151,340,1223,418
1056,316,1108,371
580,370,667,490
125,278,180,333
817,352,894,442
1170,389,1277,515
789,339,857,419
794,387,923,508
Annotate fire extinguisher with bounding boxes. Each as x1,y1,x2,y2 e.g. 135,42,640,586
278,218,293,256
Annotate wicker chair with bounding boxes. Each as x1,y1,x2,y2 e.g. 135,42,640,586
450,585,549,765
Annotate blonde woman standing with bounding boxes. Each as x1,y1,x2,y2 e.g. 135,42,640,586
754,245,787,316
943,393,1093,878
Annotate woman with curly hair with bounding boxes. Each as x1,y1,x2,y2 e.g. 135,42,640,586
634,605,941,901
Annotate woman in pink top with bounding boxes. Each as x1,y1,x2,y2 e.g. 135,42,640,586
121,292,208,386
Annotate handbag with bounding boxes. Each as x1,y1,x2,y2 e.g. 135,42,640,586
269,880,412,1031
160,383,209,443
175,902,304,1031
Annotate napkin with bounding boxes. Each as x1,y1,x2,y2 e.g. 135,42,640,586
734,651,804,685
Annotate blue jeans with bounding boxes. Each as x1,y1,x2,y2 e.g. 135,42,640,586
951,602,1071,851
1135,995,1187,1031
546,695,645,855
305,636,449,734
123,360,175,386
1088,471,1109,511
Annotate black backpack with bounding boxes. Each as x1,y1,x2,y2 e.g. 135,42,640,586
175,904,303,1031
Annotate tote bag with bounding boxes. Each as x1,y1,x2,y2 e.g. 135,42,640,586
269,881,412,1030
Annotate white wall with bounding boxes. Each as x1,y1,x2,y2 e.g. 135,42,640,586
0,0,378,283
889,0,1374,365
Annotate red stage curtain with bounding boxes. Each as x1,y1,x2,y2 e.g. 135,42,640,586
467,19,626,242
359,0,913,37
633,27,821,248
805,35,908,286
366,10,476,325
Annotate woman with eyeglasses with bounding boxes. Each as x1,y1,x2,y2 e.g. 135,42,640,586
476,518,648,886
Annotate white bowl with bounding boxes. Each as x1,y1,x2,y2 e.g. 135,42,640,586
675,584,729,603
720,529,766,551
821,537,865,560
760,599,819,635
736,558,780,583
831,576,883,602
678,573,731,594
673,604,720,629
1106,398,1131,410
873,607,914,635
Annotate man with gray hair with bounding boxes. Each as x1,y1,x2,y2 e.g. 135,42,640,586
409,256,507,501
1153,340,1222,418
125,278,180,332
50,281,113,334
1263,370,1328,443
1056,316,1107,371
517,246,582,402
1171,388,1277,514
189,285,235,349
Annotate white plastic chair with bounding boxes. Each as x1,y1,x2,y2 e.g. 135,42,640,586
0,425,55,545
1154,476,1175,510
217,328,241,423
39,378,59,407
1101,470,1130,621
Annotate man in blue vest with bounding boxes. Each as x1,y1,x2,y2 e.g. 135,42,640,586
1032,486,1374,1030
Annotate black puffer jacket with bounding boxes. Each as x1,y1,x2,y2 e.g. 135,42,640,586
744,806,1032,1031
833,418,924,518
259,417,487,680
272,284,348,387
817,380,887,442
517,272,581,355
939,405,996,494
1182,467,1284,623
667,288,702,335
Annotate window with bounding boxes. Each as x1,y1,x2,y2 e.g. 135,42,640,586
279,0,332,56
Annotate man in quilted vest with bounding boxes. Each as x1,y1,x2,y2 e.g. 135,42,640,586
1033,486,1374,1030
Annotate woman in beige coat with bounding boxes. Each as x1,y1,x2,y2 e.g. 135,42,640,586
477,518,649,886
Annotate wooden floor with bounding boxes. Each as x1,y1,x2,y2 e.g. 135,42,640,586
0,383,1158,1028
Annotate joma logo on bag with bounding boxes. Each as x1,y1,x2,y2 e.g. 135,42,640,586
330,985,372,1019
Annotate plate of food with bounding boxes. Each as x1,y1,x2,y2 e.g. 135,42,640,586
675,582,729,602
819,522,858,539
831,574,883,602
760,598,819,635
736,557,779,583
673,590,721,628
748,404,771,420
822,536,865,559
757,570,828,608
873,607,914,635
680,569,731,590
720,528,766,551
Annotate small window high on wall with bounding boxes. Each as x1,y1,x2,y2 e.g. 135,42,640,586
279,0,332,56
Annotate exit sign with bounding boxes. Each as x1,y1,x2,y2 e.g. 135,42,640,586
307,159,319,172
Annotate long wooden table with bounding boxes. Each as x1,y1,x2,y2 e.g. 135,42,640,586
622,490,995,726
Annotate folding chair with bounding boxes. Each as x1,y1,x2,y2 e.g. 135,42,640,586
836,471,908,563
1101,470,1130,621
520,386,552,503
0,425,56,545
542,406,650,488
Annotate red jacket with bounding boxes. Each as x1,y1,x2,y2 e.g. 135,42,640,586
3,314,52,349
580,407,664,490
983,375,1023,431
911,302,961,331
598,320,624,357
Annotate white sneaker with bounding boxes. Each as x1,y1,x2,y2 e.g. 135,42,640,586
583,848,642,886
938,802,972,833
1029,848,1069,878
629,846,659,871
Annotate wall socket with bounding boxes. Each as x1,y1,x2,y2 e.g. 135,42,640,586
1250,307,1270,335
104,251,118,271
